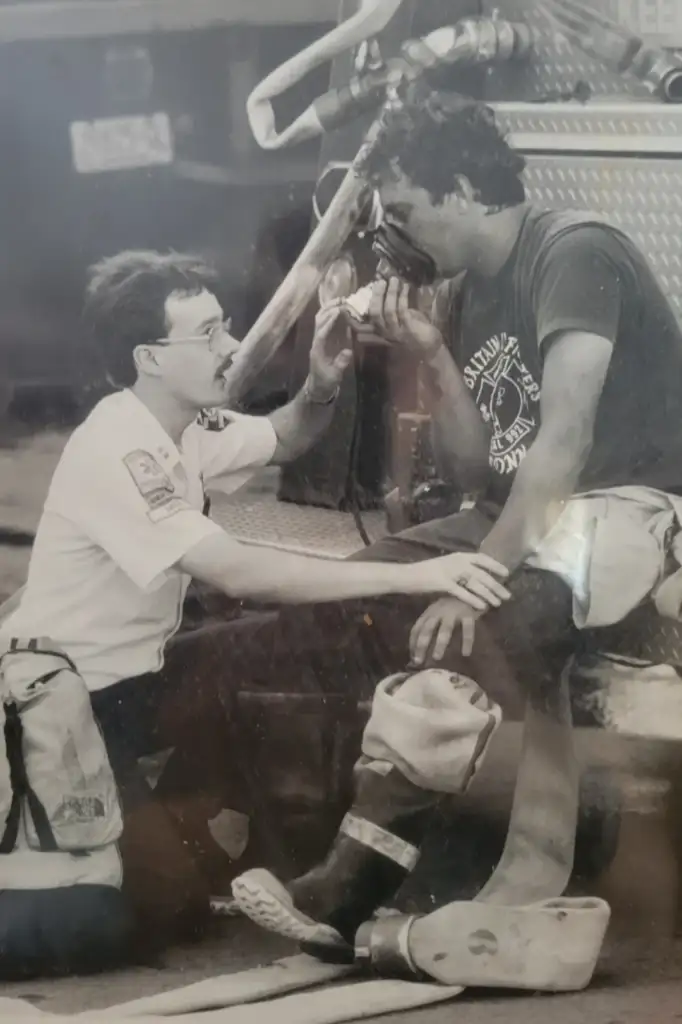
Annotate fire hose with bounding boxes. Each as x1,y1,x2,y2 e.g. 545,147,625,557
224,5,534,404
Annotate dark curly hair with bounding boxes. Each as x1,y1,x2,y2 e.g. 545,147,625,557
361,91,527,208
84,250,219,387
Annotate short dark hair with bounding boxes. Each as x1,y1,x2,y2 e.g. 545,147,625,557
362,92,527,208
84,250,219,387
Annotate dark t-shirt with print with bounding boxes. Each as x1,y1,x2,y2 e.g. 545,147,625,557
450,206,682,506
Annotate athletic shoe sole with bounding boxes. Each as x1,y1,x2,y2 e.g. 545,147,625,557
231,868,348,950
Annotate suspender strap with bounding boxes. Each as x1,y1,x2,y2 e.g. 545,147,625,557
0,637,78,676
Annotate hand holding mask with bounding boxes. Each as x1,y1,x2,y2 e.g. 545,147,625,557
365,276,444,359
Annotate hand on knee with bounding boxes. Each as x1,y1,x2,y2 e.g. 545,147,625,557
410,598,481,665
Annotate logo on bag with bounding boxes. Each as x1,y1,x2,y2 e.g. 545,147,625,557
467,929,499,957
56,796,106,823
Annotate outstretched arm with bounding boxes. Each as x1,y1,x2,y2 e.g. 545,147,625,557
178,532,510,607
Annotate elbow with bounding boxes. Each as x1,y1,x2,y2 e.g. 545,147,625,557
178,536,263,602
270,437,312,465
527,428,594,491
216,557,261,601
454,439,491,493
458,457,490,495
433,436,490,495
558,428,594,481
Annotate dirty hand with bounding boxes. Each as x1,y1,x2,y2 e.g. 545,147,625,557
410,597,485,665
411,551,510,613
368,277,443,359
307,301,353,399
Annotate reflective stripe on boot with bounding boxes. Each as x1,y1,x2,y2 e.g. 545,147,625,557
338,813,419,872
231,759,442,956
231,799,423,956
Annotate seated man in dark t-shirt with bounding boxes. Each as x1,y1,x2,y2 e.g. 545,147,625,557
229,96,682,953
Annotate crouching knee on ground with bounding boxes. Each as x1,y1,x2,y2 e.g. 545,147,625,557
1,641,130,979
0,849,133,982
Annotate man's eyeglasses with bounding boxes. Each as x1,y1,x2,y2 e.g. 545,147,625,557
153,318,233,353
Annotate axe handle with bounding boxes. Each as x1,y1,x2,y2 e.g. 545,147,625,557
223,162,369,405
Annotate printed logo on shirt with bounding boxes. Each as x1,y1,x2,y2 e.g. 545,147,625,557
197,408,235,432
123,449,190,523
462,332,540,476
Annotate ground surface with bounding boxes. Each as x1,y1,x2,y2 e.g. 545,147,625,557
3,919,682,1023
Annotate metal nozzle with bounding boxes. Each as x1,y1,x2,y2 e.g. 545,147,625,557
631,48,682,102
354,914,424,979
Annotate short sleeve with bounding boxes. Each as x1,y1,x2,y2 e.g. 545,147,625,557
533,228,624,350
49,442,222,591
187,410,278,495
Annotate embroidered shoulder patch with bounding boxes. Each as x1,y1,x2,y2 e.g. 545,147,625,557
123,449,189,522
197,408,234,432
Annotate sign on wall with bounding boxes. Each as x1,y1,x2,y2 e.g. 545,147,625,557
69,113,174,175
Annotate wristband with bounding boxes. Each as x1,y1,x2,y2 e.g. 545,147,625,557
302,376,340,405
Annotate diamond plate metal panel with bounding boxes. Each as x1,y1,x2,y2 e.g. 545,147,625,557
584,605,682,667
482,0,652,101
520,156,682,319
211,483,386,559
494,102,682,153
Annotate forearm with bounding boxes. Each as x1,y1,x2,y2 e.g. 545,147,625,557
479,438,586,572
268,378,337,464
198,544,420,604
424,346,491,493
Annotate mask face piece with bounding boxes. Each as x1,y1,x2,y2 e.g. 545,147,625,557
371,222,438,287
313,169,438,290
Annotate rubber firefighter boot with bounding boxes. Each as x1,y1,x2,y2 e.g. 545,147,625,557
231,754,443,960
233,669,502,960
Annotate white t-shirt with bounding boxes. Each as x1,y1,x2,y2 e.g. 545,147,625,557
1,390,277,692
